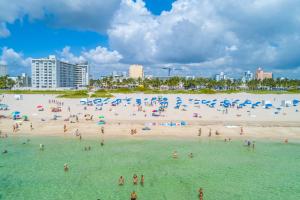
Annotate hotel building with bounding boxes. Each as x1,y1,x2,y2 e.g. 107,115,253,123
255,67,273,81
0,64,8,76
129,64,144,79
31,55,89,89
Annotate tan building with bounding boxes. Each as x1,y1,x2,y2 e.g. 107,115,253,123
255,67,273,80
129,64,144,79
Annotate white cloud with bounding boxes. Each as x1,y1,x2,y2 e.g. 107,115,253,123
0,47,32,75
0,0,121,36
0,23,10,37
108,0,300,73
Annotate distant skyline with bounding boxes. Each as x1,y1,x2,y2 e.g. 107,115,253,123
1,0,300,78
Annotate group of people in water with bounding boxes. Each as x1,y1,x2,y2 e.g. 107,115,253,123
118,174,145,186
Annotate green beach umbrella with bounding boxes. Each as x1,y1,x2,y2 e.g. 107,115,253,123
98,115,105,119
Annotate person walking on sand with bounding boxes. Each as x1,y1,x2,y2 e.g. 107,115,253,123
198,128,202,136
240,127,244,135
101,126,104,134
64,124,67,133
208,128,212,137
30,123,33,131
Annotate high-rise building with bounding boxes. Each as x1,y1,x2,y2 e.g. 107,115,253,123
255,67,273,80
129,64,144,79
0,64,8,76
215,72,227,81
31,55,89,89
242,71,254,82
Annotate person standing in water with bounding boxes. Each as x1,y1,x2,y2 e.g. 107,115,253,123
64,163,69,172
198,188,203,200
39,144,44,151
130,191,137,200
133,174,138,185
119,176,125,185
173,151,178,159
140,175,144,186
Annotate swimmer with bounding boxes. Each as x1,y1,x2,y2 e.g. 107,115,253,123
100,139,104,146
199,188,204,200
133,174,138,185
173,151,178,159
64,163,69,172
130,191,137,200
2,149,8,154
140,175,144,186
252,141,255,149
189,153,194,158
284,138,288,144
39,144,44,151
119,176,125,185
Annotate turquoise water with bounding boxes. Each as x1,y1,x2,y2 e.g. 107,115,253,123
1,136,300,200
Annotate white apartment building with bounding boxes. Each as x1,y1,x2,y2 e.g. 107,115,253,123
31,55,89,89
0,64,8,76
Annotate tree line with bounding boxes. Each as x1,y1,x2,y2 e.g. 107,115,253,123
90,76,300,91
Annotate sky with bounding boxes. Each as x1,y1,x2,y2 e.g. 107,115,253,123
1,0,300,79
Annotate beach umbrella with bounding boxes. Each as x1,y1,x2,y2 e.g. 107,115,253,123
37,105,43,108
98,115,105,119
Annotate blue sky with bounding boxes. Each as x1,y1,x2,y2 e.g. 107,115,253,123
1,0,300,78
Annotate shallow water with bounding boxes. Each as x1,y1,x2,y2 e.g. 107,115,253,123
1,136,300,200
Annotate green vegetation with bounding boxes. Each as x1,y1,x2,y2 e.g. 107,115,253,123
91,90,114,98
56,90,88,98
0,76,15,89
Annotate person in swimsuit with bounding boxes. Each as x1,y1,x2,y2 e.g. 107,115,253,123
133,174,138,185
140,175,144,186
131,191,137,200
173,151,178,159
198,128,202,136
189,153,194,158
64,163,69,172
119,176,125,185
240,127,244,135
199,188,203,200
208,128,212,137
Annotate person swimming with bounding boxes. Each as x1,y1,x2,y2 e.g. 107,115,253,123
100,139,104,146
130,191,137,200
119,176,125,185
189,153,194,158
2,149,8,154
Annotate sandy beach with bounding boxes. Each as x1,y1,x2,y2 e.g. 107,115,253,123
1,93,300,141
